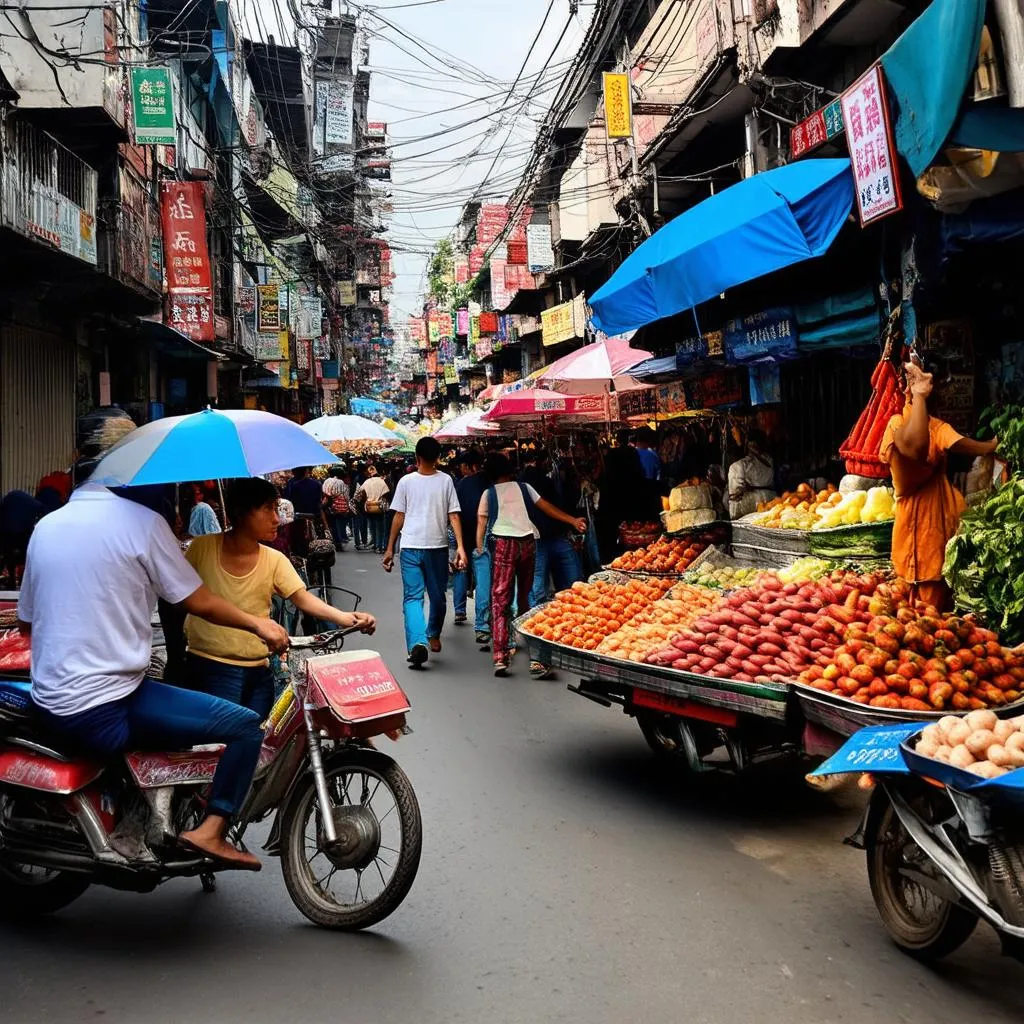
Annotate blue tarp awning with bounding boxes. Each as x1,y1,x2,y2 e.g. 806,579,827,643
879,0,987,178
588,159,855,337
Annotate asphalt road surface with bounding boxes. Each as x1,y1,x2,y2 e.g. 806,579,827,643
3,560,1024,1023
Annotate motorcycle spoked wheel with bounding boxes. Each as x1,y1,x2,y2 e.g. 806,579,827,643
280,750,421,931
0,792,91,916
866,796,978,960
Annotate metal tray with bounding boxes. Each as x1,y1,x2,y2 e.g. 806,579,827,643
514,610,789,720
792,681,1024,738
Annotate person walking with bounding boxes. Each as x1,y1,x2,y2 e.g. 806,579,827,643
382,437,466,668
453,449,491,646
350,461,369,550
521,451,584,679
478,453,586,677
321,466,352,550
355,464,390,554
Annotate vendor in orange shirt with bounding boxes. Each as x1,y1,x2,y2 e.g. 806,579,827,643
880,361,998,612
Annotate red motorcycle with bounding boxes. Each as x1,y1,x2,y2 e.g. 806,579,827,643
0,628,422,931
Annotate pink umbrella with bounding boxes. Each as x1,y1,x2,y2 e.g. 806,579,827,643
535,338,653,394
481,388,609,425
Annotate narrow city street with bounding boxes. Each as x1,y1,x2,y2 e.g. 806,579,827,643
1,561,1022,1024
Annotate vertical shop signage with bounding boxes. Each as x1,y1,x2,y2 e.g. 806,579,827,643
602,72,633,139
160,182,214,342
337,280,356,306
526,223,554,273
841,66,902,226
257,284,281,333
790,98,844,159
408,317,427,346
325,79,355,145
131,68,176,145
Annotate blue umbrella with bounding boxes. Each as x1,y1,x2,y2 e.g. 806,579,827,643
589,158,855,336
89,408,339,486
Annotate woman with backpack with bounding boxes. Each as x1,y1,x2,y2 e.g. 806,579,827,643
321,466,352,551
354,463,390,554
477,453,587,677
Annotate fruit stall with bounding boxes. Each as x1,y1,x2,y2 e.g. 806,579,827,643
515,524,1024,774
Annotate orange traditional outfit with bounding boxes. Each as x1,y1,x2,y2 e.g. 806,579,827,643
879,409,964,611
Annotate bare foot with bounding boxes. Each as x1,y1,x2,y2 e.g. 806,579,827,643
180,827,262,871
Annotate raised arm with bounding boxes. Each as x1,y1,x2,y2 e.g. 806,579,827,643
535,497,587,534
893,365,932,462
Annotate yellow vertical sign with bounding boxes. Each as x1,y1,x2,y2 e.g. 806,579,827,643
603,72,633,139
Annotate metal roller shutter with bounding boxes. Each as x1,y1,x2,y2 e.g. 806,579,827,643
1,325,75,494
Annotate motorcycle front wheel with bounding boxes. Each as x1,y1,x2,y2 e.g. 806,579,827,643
280,749,421,931
866,796,977,960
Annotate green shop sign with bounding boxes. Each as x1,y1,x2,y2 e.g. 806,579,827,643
131,68,175,145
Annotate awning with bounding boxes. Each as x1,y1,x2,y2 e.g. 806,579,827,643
589,159,854,337
879,0,987,178
139,318,224,361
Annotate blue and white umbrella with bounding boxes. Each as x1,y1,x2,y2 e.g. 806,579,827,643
89,408,339,487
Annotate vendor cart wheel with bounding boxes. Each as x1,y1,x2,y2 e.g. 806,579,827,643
637,713,715,771
866,797,977,960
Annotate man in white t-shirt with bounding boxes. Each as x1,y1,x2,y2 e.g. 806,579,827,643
17,484,289,870
382,437,466,667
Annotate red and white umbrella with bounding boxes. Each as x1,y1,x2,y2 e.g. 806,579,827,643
481,388,608,425
534,337,653,394
432,409,501,439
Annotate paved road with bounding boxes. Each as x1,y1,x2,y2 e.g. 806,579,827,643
3,560,1024,1023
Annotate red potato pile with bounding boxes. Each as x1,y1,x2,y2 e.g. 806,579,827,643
801,607,1024,711
644,572,887,684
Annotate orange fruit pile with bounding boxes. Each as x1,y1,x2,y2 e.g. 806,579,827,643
610,536,707,574
596,583,719,662
522,578,674,651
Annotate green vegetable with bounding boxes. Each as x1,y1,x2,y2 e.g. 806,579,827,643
944,477,1024,644
807,521,893,558
980,404,1024,474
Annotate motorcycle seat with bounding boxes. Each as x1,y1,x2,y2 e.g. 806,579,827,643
0,677,32,722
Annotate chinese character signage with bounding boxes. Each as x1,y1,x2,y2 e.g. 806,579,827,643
408,318,426,346
603,72,632,139
337,280,356,306
541,294,585,347
526,223,554,273
841,66,902,227
723,308,797,364
160,182,214,342
131,68,175,145
790,98,844,159
257,284,281,333
324,79,354,145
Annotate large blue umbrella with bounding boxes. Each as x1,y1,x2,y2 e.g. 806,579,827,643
89,408,339,486
589,159,855,337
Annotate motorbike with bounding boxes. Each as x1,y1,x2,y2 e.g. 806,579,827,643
0,627,422,931
829,728,1024,962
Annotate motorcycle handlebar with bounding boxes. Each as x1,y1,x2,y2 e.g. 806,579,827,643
288,626,363,650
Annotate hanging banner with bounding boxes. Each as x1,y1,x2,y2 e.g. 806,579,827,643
526,223,554,273
409,317,427,346
254,332,283,361
541,294,585,347
427,319,441,345
722,308,797,364
257,284,281,333
456,308,470,335
337,280,356,306
603,72,633,139
435,311,454,340
325,79,355,145
297,295,323,340
130,67,176,145
470,316,480,344
841,65,902,226
160,181,214,342
443,364,459,385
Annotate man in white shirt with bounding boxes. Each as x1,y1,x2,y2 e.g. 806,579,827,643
382,437,466,667
18,484,289,870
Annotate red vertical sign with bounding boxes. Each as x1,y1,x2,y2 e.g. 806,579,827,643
160,181,215,342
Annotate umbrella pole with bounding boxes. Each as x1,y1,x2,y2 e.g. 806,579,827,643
217,479,228,530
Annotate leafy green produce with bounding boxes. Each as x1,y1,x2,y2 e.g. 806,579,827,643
978,404,1024,474
944,477,1024,645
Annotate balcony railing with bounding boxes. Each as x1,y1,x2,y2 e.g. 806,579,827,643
1,118,98,265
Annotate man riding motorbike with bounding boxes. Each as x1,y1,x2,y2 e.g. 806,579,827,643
16,428,290,871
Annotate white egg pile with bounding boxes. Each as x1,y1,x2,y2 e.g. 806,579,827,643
915,710,1024,779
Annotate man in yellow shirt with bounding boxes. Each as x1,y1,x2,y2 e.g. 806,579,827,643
185,478,376,720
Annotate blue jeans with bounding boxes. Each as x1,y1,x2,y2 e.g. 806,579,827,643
367,512,387,552
353,510,368,548
400,547,449,651
530,535,583,608
328,513,349,549
186,653,275,721
453,549,491,633
34,678,263,820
